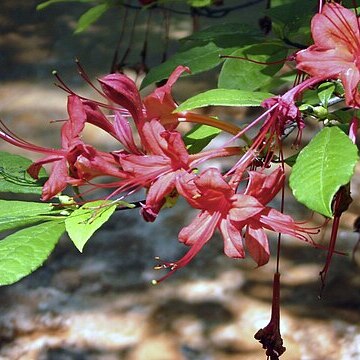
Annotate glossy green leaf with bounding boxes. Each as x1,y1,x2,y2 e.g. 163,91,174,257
289,127,359,218
218,43,288,91
75,3,109,33
0,151,47,195
0,221,65,286
0,200,59,232
184,124,221,154
65,200,117,252
266,0,315,45
141,43,233,89
187,0,212,6
37,0,94,10
182,23,262,43
175,89,273,112
317,82,335,107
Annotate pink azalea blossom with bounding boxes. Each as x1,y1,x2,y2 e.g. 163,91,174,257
296,3,360,107
0,95,123,200
98,65,190,131
154,167,315,281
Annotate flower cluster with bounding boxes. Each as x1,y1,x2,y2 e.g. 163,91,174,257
1,2,358,286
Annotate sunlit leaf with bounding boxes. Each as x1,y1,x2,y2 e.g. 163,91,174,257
218,43,288,91
65,200,117,252
289,127,359,217
0,221,65,286
183,124,221,154
75,3,109,33
0,200,60,232
175,89,273,112
0,151,47,195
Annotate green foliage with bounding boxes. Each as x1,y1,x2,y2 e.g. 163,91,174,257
141,23,262,89
0,200,62,232
218,43,289,91
289,127,359,218
65,200,117,252
37,0,95,11
266,0,315,46
183,124,221,154
75,3,110,33
317,82,336,108
0,151,47,195
176,89,273,112
0,221,65,286
187,0,212,6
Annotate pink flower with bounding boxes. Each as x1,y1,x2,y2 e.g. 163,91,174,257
111,119,191,221
296,3,360,107
154,167,314,281
0,95,123,200
98,65,190,131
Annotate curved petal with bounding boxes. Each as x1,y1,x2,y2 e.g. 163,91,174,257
143,65,190,129
311,3,360,51
229,194,264,222
245,167,284,205
245,224,270,267
259,207,298,237
61,95,87,148
142,171,178,221
114,113,141,154
219,218,245,258
82,100,117,138
140,119,168,155
98,74,145,125
296,46,354,78
41,159,69,200
179,210,220,246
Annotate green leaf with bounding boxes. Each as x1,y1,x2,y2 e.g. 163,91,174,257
317,82,335,108
141,42,232,89
183,124,221,154
289,127,359,218
37,0,95,11
175,89,273,112
266,0,315,46
218,43,288,91
187,0,212,6
65,200,117,252
0,221,65,286
0,200,59,232
182,23,262,43
75,3,109,33
0,151,47,195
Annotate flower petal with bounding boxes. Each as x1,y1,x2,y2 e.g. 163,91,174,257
219,218,245,258
311,3,360,51
245,224,270,266
143,65,190,129
230,194,264,222
245,167,284,205
41,158,69,200
114,113,141,154
98,74,144,125
179,210,220,246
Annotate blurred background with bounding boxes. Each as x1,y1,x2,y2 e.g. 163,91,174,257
0,1,360,359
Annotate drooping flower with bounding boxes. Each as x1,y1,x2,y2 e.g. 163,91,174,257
154,167,315,281
296,3,360,108
0,95,124,200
